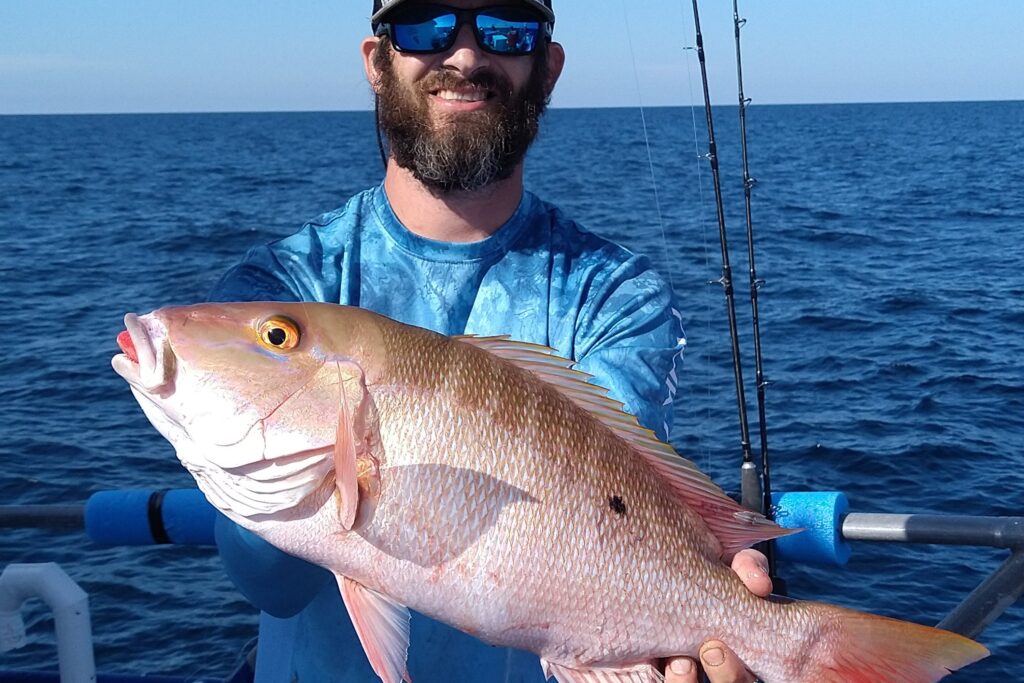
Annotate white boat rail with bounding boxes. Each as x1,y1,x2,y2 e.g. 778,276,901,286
0,563,96,683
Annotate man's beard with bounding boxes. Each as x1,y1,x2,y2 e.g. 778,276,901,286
374,40,550,195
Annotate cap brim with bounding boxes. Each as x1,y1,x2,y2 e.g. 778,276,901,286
370,1,399,23
522,0,555,22
372,1,555,24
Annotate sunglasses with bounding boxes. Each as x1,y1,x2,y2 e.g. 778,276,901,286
375,4,550,56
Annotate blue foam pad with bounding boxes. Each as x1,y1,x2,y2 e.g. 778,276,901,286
85,490,154,545
771,491,852,566
84,489,217,546
162,489,218,545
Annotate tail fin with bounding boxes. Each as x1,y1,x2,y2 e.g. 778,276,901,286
809,606,989,682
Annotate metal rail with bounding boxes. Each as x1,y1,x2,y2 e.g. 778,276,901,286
839,513,1024,639
938,550,1024,639
0,505,84,530
843,513,1024,549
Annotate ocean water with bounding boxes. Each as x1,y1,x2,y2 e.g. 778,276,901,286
0,101,1022,680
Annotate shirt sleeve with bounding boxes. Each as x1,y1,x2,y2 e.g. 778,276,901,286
208,245,304,303
208,208,351,304
571,254,685,442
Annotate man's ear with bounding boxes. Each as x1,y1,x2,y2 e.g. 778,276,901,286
544,41,566,96
362,36,384,94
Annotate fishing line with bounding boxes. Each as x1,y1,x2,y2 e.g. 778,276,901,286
675,0,718,477
619,0,722,475
618,0,689,444
618,0,683,338
618,0,670,277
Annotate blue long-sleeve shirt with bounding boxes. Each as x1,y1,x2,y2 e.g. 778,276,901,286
210,184,684,682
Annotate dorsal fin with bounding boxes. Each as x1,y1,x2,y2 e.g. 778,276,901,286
455,335,796,558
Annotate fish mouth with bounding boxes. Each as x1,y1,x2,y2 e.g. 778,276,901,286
116,329,138,362
112,312,174,394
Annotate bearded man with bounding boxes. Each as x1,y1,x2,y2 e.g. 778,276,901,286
211,1,770,681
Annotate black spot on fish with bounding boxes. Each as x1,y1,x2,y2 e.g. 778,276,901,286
609,495,627,516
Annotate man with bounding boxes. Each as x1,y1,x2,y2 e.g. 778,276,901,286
211,1,771,681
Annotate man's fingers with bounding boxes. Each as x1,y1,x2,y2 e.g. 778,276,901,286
663,657,698,683
730,548,773,597
700,641,757,683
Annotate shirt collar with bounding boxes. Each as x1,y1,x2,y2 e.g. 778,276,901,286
371,184,535,263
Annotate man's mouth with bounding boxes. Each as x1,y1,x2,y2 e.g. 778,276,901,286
432,88,491,103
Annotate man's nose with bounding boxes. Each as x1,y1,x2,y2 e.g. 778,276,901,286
442,22,491,75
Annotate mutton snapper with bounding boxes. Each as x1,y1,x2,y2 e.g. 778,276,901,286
112,302,987,683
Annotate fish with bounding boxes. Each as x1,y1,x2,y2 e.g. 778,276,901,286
112,301,988,683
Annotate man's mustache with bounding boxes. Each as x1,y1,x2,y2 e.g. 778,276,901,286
419,70,514,99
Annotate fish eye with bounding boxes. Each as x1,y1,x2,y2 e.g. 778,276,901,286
257,316,301,352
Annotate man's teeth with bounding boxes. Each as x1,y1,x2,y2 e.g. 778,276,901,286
436,89,488,102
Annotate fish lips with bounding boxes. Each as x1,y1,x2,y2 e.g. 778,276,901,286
112,312,175,395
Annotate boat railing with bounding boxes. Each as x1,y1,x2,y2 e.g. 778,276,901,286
1,488,1021,678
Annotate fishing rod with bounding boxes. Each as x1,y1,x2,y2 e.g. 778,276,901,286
685,1,761,520
732,0,776,574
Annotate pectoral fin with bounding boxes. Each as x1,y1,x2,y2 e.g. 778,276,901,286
542,659,663,683
337,574,412,683
332,361,380,531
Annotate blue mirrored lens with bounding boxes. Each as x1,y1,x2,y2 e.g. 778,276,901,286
476,12,540,54
392,12,457,52
387,6,543,55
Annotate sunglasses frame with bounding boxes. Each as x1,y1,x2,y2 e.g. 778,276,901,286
375,4,552,56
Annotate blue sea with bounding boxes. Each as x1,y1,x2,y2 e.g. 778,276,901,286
1,102,1022,680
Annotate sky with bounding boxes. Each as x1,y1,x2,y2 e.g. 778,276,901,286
1,1,1022,115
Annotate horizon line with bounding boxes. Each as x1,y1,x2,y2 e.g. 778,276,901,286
2,97,1022,118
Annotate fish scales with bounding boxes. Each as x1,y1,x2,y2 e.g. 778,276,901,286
372,320,750,661
112,302,989,683
366,360,824,678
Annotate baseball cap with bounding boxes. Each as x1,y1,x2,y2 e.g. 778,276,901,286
371,0,555,26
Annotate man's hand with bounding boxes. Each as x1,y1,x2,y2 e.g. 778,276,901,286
663,549,771,683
